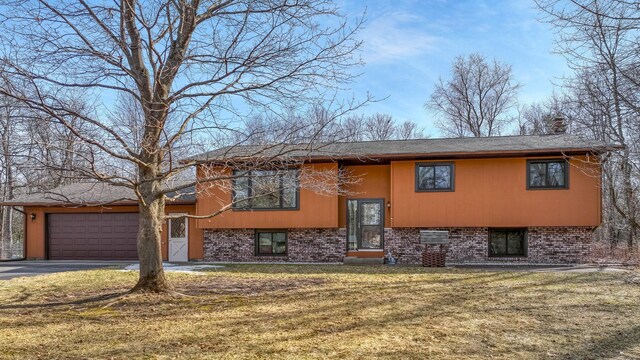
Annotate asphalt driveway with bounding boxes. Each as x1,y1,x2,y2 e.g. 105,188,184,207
0,261,134,280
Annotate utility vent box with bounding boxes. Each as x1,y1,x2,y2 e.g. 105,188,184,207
420,230,449,244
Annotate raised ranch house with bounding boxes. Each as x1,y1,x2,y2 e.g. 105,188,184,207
2,134,617,265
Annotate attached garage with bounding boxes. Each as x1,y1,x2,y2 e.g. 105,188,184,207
2,182,202,261
48,213,139,260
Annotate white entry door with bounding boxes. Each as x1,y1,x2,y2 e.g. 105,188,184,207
168,214,188,262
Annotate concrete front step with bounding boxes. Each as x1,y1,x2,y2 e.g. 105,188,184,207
343,257,384,265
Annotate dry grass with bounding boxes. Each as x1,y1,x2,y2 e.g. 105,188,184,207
0,265,639,359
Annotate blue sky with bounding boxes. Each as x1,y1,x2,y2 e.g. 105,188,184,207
341,0,570,136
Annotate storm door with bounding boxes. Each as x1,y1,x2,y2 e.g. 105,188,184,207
347,199,384,250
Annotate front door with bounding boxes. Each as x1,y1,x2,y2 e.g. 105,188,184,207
347,199,384,250
168,214,188,262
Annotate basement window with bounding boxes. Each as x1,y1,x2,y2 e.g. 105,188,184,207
255,230,287,256
489,229,527,257
415,162,454,192
527,159,568,189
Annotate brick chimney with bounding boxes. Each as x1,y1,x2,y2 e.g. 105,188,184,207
549,116,567,134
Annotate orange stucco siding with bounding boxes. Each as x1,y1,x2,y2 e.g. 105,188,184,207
23,204,202,260
390,156,601,228
338,165,391,228
196,163,339,229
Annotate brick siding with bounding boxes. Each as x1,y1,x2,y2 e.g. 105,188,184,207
203,227,593,264
203,228,345,262
384,227,593,265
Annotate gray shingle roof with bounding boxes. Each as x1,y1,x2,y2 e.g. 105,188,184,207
1,181,196,206
3,134,619,207
189,134,618,162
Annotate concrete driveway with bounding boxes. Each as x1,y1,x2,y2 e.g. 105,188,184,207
0,261,135,280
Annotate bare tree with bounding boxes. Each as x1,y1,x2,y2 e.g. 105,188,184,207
338,113,425,141
517,93,574,135
112,92,145,155
243,111,426,143
427,53,521,137
396,120,425,140
22,96,95,190
237,103,367,146
0,75,98,259
362,113,396,140
537,0,640,248
570,67,639,249
0,89,19,258
340,114,365,141
0,0,367,292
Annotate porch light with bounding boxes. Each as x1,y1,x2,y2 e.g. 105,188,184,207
387,201,391,209
30,213,36,221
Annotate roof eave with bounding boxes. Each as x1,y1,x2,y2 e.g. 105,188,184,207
194,146,614,164
0,199,196,207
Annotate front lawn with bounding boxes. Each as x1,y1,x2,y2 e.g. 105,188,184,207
0,265,639,359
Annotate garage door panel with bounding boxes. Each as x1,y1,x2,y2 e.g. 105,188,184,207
48,213,139,260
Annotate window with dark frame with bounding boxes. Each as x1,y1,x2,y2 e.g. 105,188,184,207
527,159,568,189
415,163,454,191
255,230,287,256
232,169,299,210
489,229,527,257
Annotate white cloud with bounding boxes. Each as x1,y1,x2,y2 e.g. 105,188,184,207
359,11,440,64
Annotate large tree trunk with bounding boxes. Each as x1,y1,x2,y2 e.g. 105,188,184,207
0,207,12,259
609,65,638,250
621,156,637,249
0,108,13,260
606,191,618,249
131,179,169,293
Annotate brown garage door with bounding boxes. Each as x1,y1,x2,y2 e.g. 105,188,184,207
48,213,139,260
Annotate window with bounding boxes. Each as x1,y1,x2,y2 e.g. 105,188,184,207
169,217,186,238
255,231,287,255
489,229,526,257
233,169,299,210
527,159,568,189
416,163,454,191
